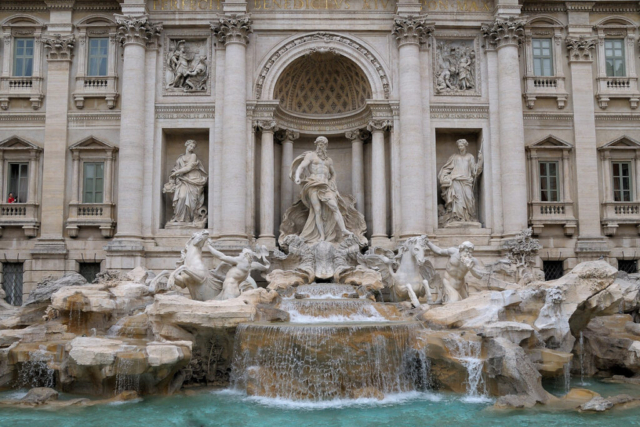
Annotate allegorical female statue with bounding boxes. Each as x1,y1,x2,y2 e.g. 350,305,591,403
163,139,208,228
438,138,483,225
279,136,367,246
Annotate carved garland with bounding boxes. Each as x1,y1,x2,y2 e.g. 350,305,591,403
255,32,391,100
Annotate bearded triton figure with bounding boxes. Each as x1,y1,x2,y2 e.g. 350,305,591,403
438,138,483,224
163,140,208,227
279,136,367,247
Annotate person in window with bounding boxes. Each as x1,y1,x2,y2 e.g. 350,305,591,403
7,192,15,203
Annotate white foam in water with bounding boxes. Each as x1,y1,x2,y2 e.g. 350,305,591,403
212,390,443,410
283,284,358,300
286,306,390,323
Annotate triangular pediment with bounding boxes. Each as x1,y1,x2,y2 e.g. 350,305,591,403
69,136,117,152
599,136,640,150
0,135,41,151
528,135,573,149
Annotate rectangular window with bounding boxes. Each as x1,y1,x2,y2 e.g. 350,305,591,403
543,260,564,281
13,38,34,77
87,38,109,77
532,38,554,77
7,163,29,203
2,262,23,306
539,161,559,202
618,259,638,274
605,39,626,77
83,162,104,204
612,161,632,202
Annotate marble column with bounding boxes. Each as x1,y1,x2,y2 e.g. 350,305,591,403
257,120,277,248
70,152,80,204
346,130,366,216
112,15,161,244
566,37,606,252
278,130,299,216
368,120,391,245
213,15,252,243
392,16,431,238
482,18,528,236
38,34,75,245
212,44,226,238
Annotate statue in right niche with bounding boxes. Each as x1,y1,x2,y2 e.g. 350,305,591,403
438,138,483,225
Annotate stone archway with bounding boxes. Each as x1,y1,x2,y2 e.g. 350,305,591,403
255,32,391,102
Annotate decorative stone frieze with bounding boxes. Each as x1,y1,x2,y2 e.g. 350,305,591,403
163,38,210,95
43,34,75,61
211,14,252,46
392,15,433,47
115,15,162,47
434,39,478,96
565,36,596,62
480,17,525,50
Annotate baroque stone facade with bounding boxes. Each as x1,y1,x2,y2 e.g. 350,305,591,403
1,0,640,302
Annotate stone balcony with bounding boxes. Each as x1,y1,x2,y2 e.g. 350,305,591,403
529,201,577,237
596,76,640,109
0,76,44,110
601,201,640,236
66,202,116,238
524,76,568,109
73,75,118,109
0,202,39,237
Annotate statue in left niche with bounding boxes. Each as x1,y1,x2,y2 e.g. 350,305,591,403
163,139,208,228
165,40,209,92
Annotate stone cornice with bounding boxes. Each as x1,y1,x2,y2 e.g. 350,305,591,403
44,0,75,10
481,17,525,50
392,15,433,48
115,15,162,48
43,34,75,61
565,36,596,62
211,14,252,47
430,105,489,119
154,104,215,120
564,1,595,12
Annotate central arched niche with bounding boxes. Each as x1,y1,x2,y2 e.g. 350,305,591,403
274,52,373,116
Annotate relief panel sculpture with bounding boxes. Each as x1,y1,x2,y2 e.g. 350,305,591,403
434,39,479,96
164,38,210,95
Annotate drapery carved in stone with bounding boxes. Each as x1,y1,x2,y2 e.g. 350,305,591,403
435,39,477,95
480,17,525,49
565,36,597,62
115,15,162,47
43,34,75,60
392,15,433,47
211,14,252,46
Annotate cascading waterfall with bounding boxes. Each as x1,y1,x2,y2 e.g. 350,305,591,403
579,331,588,386
114,351,143,395
231,283,429,401
563,362,571,393
16,348,55,389
445,335,486,399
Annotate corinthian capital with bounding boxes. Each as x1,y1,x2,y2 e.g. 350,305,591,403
367,119,392,132
212,14,253,46
481,17,525,50
276,129,300,142
43,34,75,60
115,15,162,47
565,36,597,62
392,15,433,47
255,120,278,132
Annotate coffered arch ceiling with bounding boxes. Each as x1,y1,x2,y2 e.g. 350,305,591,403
274,52,373,116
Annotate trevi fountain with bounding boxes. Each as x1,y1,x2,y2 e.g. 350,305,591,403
3,1,640,426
